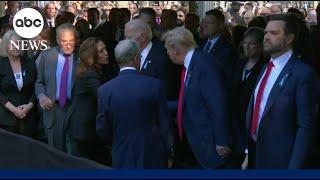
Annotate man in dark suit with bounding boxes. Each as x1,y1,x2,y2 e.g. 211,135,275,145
201,9,237,87
245,14,320,169
96,39,174,169
35,23,78,152
124,19,180,101
87,8,119,81
0,1,19,35
43,2,57,28
162,27,232,168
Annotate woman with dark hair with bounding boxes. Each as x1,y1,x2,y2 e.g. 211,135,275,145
64,37,109,164
75,19,91,45
0,31,37,138
231,27,268,168
184,13,201,46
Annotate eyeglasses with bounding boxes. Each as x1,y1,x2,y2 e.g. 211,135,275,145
60,39,75,46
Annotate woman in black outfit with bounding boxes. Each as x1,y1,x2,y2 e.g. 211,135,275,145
0,30,37,137
231,27,268,168
64,37,109,164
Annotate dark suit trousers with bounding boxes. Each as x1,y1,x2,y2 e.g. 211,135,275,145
173,128,201,169
248,138,256,169
66,134,108,165
47,102,70,152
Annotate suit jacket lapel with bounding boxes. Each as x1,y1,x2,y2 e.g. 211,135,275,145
182,50,197,106
246,63,269,130
50,47,59,100
260,56,295,119
71,54,78,89
141,43,154,73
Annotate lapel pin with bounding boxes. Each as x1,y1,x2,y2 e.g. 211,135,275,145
279,73,289,87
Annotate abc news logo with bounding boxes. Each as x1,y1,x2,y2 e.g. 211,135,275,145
11,8,48,51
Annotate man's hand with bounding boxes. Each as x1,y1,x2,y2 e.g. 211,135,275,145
216,145,231,158
39,95,54,110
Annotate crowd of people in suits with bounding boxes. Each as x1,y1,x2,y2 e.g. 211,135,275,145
0,1,320,169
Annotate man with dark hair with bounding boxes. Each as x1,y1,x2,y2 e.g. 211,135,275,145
245,14,319,169
139,7,161,41
202,9,237,91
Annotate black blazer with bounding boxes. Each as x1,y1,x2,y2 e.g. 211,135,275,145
140,40,181,101
0,56,37,126
230,56,267,158
201,35,237,86
64,69,102,142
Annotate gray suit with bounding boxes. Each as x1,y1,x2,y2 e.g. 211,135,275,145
35,47,78,152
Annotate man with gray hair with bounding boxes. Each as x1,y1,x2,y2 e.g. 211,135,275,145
162,27,232,168
96,39,174,168
125,19,180,101
35,23,78,152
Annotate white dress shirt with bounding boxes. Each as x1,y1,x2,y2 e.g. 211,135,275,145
140,42,153,70
183,48,195,82
253,49,293,138
47,18,55,27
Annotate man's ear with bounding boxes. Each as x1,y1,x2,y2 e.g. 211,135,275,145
286,33,295,47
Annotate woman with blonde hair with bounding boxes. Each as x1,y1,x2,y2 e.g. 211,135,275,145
0,30,37,137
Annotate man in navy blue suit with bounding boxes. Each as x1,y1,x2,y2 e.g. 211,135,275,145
162,27,232,168
201,9,237,88
124,19,181,101
96,39,174,169
245,14,320,169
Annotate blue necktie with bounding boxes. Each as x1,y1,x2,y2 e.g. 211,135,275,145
203,41,212,53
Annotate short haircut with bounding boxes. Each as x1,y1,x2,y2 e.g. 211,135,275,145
248,16,267,29
87,8,100,17
125,19,153,41
287,7,304,20
139,7,156,18
0,30,20,57
205,9,225,23
245,2,253,8
114,39,140,66
161,27,197,50
243,27,265,45
268,14,297,36
177,7,188,15
56,23,77,42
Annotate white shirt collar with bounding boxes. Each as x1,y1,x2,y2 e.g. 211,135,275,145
206,34,221,50
184,48,195,69
120,67,137,72
270,49,293,69
141,42,153,59
140,41,153,70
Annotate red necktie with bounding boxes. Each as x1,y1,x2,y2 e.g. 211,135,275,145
251,61,274,138
177,67,186,141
